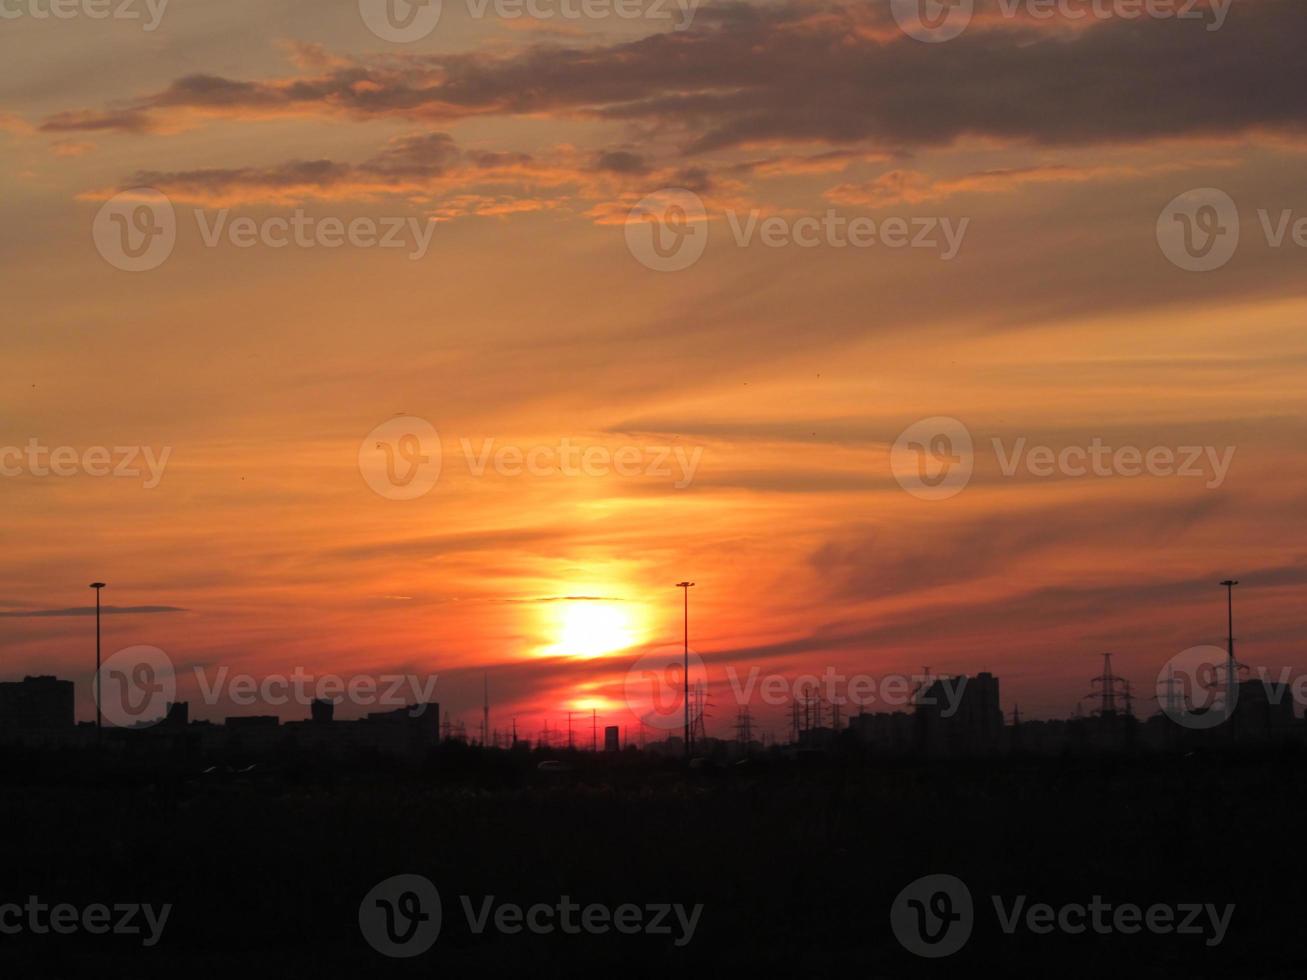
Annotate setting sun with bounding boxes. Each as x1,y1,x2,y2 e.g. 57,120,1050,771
552,602,638,659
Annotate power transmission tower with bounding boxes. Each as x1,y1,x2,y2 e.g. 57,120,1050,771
735,707,754,749
690,682,710,745
1088,653,1129,716
1156,664,1183,718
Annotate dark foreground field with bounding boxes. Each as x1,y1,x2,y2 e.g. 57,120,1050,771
2,745,1304,977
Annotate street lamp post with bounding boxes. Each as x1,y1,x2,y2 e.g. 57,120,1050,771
89,582,106,736
676,581,694,758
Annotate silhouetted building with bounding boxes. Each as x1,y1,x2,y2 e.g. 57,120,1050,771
1231,679,1297,740
226,715,280,729
1017,718,1074,756
797,726,837,750
311,698,334,724
848,710,914,753
0,676,74,730
367,703,439,741
604,725,620,752
164,701,189,727
917,672,1003,756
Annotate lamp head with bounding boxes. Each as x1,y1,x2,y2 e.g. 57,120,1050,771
89,582,106,589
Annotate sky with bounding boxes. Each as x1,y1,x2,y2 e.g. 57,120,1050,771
2,0,1305,737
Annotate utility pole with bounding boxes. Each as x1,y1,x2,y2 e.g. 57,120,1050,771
676,581,694,758
89,582,105,737
482,673,490,747
1221,579,1239,740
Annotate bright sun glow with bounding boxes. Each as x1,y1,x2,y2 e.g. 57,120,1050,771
553,602,637,659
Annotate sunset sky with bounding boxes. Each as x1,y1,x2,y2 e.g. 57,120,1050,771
3,0,1305,736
